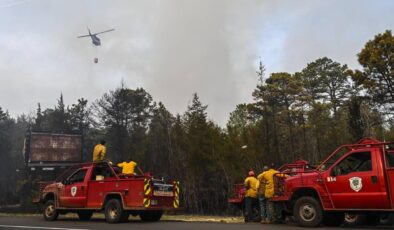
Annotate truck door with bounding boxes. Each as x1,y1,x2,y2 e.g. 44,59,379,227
59,168,88,208
86,163,117,208
325,149,389,209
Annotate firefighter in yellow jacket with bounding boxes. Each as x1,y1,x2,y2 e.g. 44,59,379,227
244,170,259,222
117,160,138,175
93,140,106,162
260,165,288,223
257,166,269,223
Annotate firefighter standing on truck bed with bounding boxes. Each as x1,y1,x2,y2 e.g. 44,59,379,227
117,160,138,175
93,140,106,162
244,170,259,222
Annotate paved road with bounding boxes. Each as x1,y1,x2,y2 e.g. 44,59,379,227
0,216,391,230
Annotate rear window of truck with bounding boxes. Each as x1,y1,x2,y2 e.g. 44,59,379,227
386,151,394,168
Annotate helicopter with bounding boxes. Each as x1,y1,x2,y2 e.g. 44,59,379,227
77,27,115,46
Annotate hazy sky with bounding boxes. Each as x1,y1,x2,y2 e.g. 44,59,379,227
1,0,394,126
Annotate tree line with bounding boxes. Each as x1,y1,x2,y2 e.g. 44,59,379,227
1,30,394,214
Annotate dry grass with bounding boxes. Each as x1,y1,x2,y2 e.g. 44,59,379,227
0,212,243,223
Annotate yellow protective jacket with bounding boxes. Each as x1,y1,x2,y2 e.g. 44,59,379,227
244,176,259,198
92,144,106,162
261,169,288,198
257,172,266,195
117,161,137,175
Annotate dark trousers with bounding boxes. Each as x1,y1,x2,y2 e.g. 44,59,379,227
245,197,258,222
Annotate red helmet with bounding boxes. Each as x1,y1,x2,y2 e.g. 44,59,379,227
248,170,255,176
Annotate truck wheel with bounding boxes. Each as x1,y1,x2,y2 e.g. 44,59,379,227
344,213,379,226
344,213,365,226
380,213,394,226
43,200,58,221
77,211,93,221
104,199,124,223
365,214,380,226
139,210,163,222
323,212,344,226
293,196,323,227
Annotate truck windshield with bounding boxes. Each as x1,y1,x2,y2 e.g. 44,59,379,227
318,147,349,171
55,164,84,182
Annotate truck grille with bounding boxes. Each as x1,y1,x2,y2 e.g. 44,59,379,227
32,181,52,203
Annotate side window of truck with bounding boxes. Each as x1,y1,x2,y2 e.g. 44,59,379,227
68,169,87,184
332,151,372,176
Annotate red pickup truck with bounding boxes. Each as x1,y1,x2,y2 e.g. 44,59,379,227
272,138,394,227
228,138,394,227
34,161,180,223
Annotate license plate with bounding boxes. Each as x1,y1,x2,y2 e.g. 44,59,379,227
153,190,173,197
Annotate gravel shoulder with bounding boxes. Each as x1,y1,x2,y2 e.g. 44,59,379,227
0,212,244,224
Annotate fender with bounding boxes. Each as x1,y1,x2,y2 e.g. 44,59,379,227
101,192,126,209
289,184,333,210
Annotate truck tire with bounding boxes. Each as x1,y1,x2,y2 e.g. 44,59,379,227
322,212,344,226
104,199,125,223
344,213,359,225
43,200,59,221
365,214,380,226
77,211,93,221
139,210,163,222
344,213,365,226
293,196,323,227
380,213,394,226
344,213,379,226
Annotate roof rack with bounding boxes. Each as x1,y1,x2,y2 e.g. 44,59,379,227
317,138,393,170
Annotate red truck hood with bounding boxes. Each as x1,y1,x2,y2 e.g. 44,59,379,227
284,170,321,190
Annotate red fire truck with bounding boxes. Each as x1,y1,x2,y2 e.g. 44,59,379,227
228,138,394,226
272,138,394,227
34,161,180,223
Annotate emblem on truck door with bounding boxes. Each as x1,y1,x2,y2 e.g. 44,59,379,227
349,177,362,192
71,186,77,197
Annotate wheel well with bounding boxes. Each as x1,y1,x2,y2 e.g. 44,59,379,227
290,188,320,212
102,193,123,210
43,193,55,203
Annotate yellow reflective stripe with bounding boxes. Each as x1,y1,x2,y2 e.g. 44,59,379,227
173,181,180,208
173,198,179,208
143,198,151,207
174,183,179,195
144,179,151,195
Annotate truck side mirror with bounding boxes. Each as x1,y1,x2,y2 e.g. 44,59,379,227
330,168,336,177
